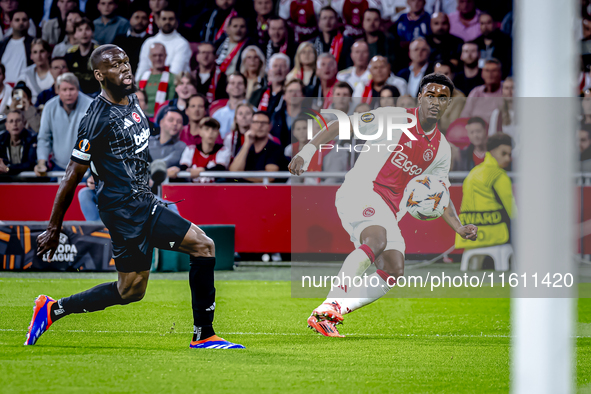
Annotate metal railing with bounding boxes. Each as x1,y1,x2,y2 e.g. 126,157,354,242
8,171,591,184
9,170,516,182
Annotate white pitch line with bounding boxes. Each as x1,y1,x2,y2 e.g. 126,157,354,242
2,328,590,338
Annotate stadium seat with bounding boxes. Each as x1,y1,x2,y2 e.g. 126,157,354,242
445,117,470,149
460,244,513,271
209,99,229,116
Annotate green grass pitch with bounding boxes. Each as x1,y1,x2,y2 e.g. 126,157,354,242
1,275,591,393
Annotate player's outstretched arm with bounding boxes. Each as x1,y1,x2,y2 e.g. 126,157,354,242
37,160,89,260
288,120,345,176
442,200,478,241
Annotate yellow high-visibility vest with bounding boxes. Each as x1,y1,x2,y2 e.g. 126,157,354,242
455,152,516,249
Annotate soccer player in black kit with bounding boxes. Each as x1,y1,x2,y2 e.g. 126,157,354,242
25,45,244,349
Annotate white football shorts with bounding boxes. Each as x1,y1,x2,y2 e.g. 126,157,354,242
335,186,406,255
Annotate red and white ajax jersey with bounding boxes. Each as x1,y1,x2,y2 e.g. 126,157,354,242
339,107,452,215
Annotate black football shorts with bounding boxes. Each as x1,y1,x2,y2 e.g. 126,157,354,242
100,202,192,273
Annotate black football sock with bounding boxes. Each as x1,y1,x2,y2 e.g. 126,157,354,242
189,256,216,341
50,282,128,321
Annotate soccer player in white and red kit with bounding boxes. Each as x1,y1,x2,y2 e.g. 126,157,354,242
289,73,478,337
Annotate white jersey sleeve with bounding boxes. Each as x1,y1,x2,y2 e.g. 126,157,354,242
180,145,196,168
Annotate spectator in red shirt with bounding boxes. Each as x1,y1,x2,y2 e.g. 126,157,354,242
453,116,488,171
279,0,319,43
179,117,230,182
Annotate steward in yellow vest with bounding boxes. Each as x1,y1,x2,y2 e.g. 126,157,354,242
455,133,516,249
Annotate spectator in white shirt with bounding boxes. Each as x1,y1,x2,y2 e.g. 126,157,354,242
0,9,33,86
0,0,36,39
136,7,191,82
337,40,370,91
17,39,55,105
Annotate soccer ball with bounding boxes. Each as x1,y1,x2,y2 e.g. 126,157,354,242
403,175,450,221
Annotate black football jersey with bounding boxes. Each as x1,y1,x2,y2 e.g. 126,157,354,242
71,93,155,212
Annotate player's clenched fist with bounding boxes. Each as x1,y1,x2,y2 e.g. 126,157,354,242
288,156,305,176
36,229,60,261
457,224,478,241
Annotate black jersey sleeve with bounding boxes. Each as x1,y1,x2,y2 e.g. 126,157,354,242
71,99,110,165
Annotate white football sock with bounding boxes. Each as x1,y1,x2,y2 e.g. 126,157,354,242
335,270,396,314
322,246,375,304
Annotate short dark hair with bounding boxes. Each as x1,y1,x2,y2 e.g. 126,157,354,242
65,9,84,20
90,44,120,70
267,16,287,28
158,6,178,19
319,6,338,18
188,93,209,111
380,85,400,98
199,117,221,130
51,56,67,66
284,78,305,91
9,9,28,21
13,81,32,102
253,111,271,121
467,116,487,130
229,72,247,86
418,73,455,96
292,114,309,128
74,17,94,32
161,107,184,119
228,15,246,25
487,132,513,151
364,8,381,18
334,81,353,95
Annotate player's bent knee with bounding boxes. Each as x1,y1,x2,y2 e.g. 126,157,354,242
188,234,215,258
121,292,145,303
376,250,405,278
360,226,388,257
363,237,387,257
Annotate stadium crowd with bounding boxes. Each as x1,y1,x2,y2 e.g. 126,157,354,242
0,0,547,187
